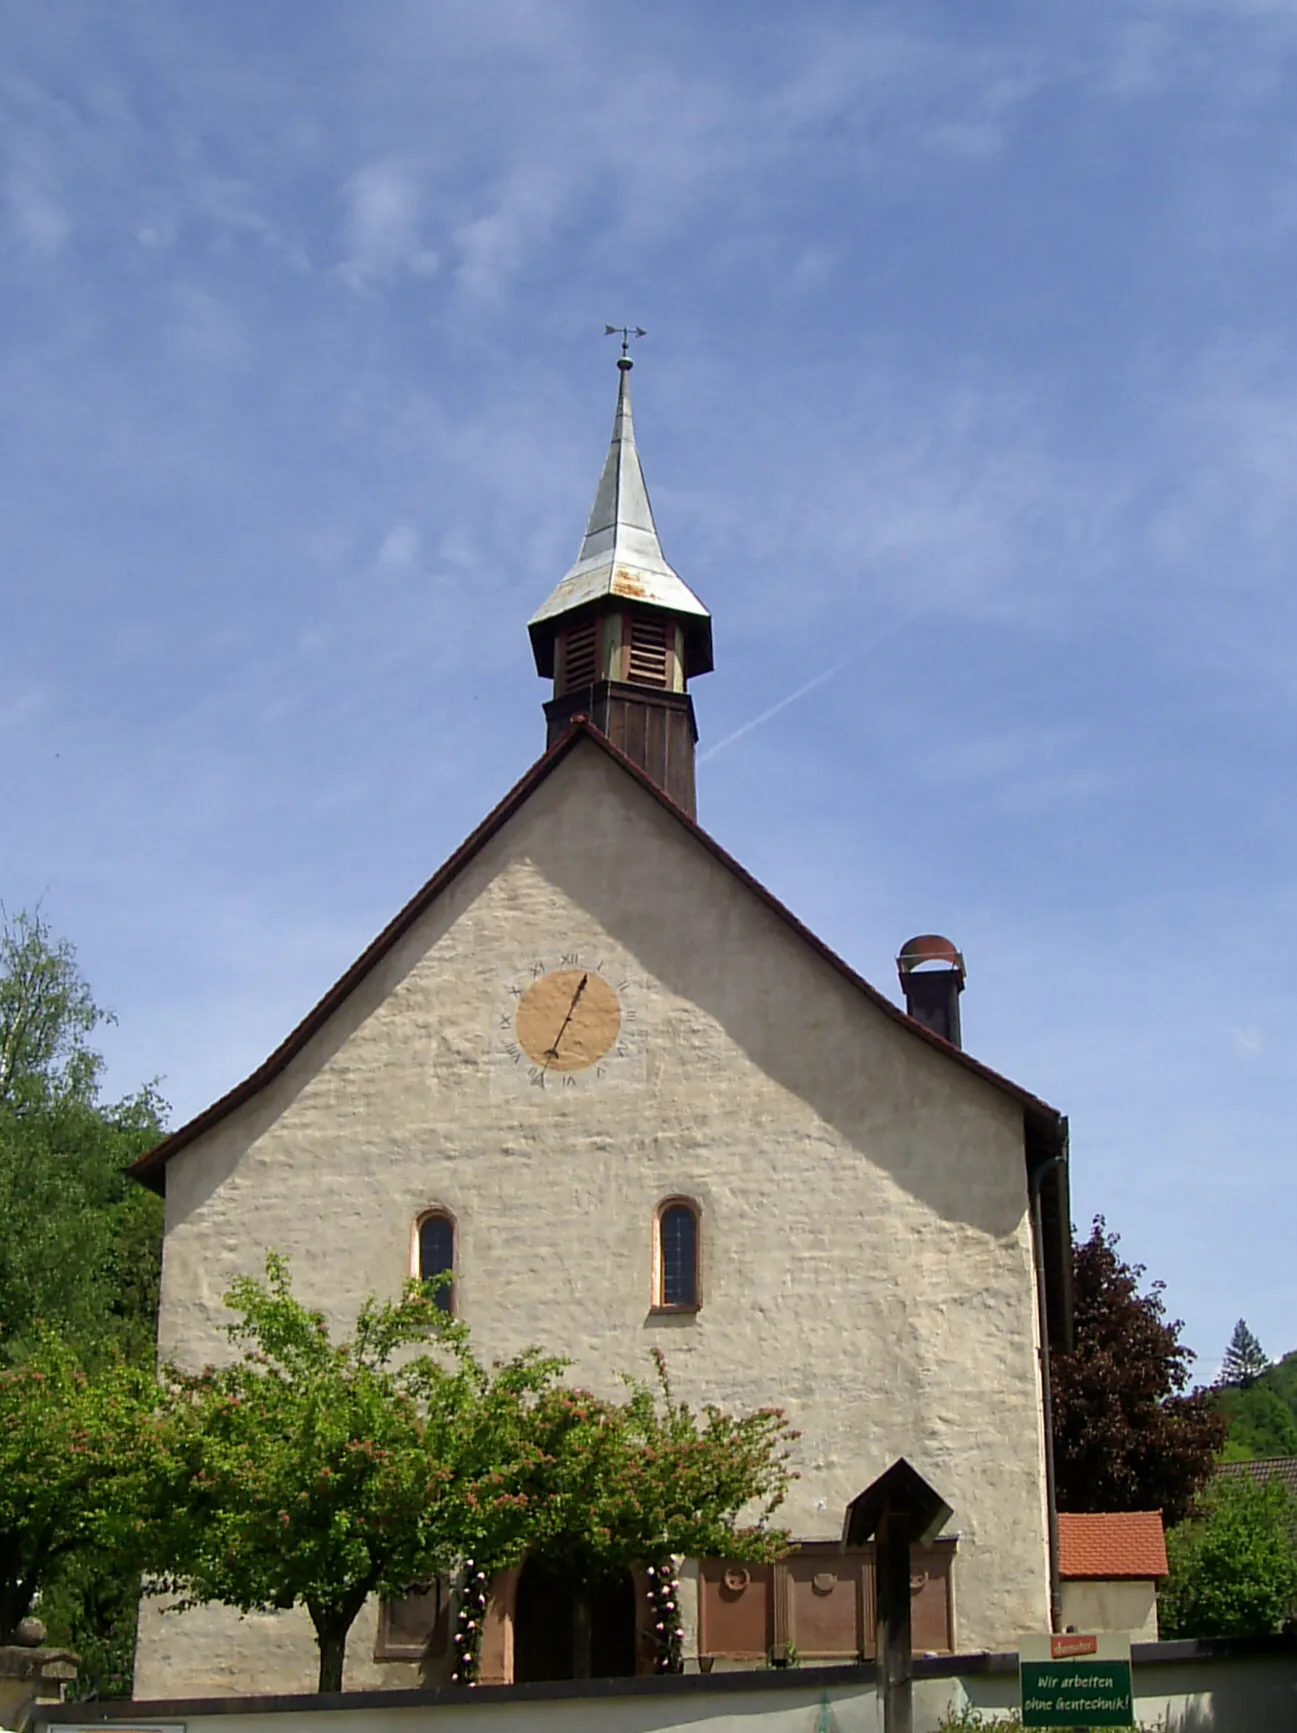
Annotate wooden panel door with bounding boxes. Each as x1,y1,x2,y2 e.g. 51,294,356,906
785,1551,866,1659
699,1561,775,1660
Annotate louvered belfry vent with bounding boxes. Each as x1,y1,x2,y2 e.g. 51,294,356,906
561,619,598,692
627,613,669,687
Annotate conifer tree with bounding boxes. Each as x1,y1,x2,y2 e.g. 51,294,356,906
1220,1319,1269,1390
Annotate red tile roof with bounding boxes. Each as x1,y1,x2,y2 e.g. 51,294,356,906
1058,1512,1169,1580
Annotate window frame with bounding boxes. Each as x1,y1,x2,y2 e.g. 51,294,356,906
652,1195,702,1313
411,1207,458,1315
374,1578,449,1661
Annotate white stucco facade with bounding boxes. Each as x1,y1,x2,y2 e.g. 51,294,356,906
136,736,1055,1698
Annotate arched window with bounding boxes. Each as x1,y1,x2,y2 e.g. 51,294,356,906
655,1199,700,1310
414,1210,456,1314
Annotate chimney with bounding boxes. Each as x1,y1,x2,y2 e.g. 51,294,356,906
897,935,965,1048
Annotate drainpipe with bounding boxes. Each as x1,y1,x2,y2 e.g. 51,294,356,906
1029,1139,1068,1634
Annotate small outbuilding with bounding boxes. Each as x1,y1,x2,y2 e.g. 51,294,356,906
1058,1511,1169,1641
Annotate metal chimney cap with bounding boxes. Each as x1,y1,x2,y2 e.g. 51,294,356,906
897,934,965,982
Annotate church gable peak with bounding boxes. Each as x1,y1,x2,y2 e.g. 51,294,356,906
131,720,1065,1198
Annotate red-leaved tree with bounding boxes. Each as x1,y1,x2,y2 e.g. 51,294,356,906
1051,1218,1225,1526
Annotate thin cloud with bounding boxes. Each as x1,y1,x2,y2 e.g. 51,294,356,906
338,160,439,288
4,156,68,253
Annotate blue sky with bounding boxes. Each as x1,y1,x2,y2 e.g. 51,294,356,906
4,0,1295,1379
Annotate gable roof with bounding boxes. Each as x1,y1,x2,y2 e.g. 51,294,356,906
129,718,1071,1332
1058,1512,1169,1581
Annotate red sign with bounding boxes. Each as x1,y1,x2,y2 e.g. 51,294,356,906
1051,1634,1098,1660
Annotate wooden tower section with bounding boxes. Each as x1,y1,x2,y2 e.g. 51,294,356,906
528,357,713,816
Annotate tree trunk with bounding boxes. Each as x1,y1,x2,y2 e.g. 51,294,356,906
316,1626,347,1694
309,1592,370,1695
572,1587,592,1680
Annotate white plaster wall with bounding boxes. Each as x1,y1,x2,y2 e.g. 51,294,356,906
137,740,1050,1697
135,1598,421,1699
1060,1579,1159,1642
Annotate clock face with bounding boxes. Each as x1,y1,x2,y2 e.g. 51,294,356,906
494,951,644,1093
515,968,621,1071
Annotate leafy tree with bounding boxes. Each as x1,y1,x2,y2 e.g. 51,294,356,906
33,1552,145,1701
513,1350,796,1676
153,1258,798,1691
0,1087,166,1366
1160,1473,1297,1638
0,905,102,1109
0,906,166,1366
0,1329,160,1643
525,1350,793,1575
1217,1382,1297,1462
0,906,167,1694
1051,1219,1225,1526
152,1255,563,1693
1217,1347,1297,1460
1220,1319,1270,1390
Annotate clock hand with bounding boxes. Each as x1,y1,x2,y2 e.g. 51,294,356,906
544,973,589,1065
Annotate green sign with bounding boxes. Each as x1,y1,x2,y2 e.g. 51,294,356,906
1019,1658,1133,1728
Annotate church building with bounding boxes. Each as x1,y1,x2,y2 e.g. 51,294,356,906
132,354,1072,1696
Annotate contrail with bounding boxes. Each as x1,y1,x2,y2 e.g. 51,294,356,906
698,607,931,763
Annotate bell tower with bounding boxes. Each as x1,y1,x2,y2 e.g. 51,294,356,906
527,354,713,816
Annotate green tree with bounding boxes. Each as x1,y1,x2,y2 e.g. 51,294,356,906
1220,1319,1270,1390
152,1255,563,1693
1051,1219,1225,1526
515,1350,796,1676
0,906,166,1366
0,906,167,1694
1160,1473,1297,1638
0,1329,160,1643
153,1258,799,1691
1216,1346,1297,1460
0,905,102,1109
1217,1383,1297,1462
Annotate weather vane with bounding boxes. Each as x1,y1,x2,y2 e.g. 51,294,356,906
604,324,646,359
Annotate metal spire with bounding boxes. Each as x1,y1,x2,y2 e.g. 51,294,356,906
527,345,712,677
